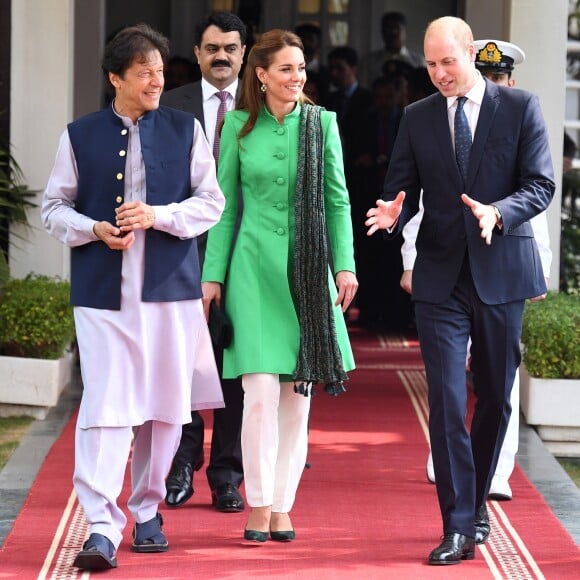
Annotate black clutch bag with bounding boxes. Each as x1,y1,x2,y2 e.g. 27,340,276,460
208,301,233,350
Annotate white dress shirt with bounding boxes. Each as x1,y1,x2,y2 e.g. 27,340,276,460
201,77,238,149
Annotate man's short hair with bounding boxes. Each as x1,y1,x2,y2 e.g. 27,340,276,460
295,23,322,40
194,11,247,47
382,11,407,28
102,23,169,84
328,45,359,68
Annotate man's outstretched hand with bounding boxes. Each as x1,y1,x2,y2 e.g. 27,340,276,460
365,191,406,236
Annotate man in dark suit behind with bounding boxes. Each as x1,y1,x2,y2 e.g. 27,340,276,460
325,46,376,324
161,11,247,513
366,16,554,565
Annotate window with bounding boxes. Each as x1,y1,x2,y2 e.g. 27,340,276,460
295,0,350,51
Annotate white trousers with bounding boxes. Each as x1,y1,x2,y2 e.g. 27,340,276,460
73,420,181,548
241,374,311,513
468,339,518,484
494,368,519,482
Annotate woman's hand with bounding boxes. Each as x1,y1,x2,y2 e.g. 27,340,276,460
202,281,222,320
335,270,358,312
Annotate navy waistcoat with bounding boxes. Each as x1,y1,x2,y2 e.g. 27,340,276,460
67,105,200,309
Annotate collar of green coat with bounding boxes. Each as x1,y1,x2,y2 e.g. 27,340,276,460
261,101,302,124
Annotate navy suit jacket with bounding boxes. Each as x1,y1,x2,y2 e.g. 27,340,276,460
161,81,242,266
161,80,206,130
384,79,555,305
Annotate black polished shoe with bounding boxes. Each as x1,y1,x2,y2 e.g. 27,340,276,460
165,455,204,508
428,533,475,565
212,483,245,513
475,504,491,544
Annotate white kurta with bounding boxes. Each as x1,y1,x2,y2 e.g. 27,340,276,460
42,112,225,429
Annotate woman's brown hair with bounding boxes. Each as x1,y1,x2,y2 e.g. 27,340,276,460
236,29,314,140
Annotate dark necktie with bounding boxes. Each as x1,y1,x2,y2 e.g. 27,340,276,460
454,96,471,184
213,91,229,161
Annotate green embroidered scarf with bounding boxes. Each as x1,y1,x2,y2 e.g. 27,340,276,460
292,104,347,395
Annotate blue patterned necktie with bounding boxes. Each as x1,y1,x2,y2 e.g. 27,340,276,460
454,96,471,184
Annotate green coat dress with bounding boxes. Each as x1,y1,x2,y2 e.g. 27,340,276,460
202,103,355,381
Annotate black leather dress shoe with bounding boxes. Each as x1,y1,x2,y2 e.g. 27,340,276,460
165,454,203,508
475,504,491,544
428,532,475,565
211,483,245,512
165,462,194,507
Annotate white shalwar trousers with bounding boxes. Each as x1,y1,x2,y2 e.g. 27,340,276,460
241,374,311,513
73,420,181,548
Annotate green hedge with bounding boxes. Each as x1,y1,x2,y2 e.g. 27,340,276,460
521,291,580,379
0,275,74,359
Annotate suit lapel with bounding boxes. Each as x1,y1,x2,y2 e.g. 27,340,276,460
191,82,205,133
466,80,498,190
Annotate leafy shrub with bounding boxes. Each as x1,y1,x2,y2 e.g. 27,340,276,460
521,291,580,379
561,168,580,293
0,137,37,254
0,275,74,359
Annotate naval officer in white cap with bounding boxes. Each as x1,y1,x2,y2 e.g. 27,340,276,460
474,39,525,86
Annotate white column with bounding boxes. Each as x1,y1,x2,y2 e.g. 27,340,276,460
467,0,567,289
9,0,76,279
507,0,567,290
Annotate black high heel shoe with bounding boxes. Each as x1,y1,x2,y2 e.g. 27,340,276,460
243,529,268,543
270,529,295,542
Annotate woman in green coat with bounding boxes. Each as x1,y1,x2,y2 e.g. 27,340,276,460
202,29,358,543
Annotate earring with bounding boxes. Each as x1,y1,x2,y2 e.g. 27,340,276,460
260,83,267,93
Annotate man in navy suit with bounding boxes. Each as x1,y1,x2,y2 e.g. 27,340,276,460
161,11,246,514
366,16,555,565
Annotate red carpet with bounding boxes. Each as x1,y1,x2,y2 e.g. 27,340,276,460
1,327,579,579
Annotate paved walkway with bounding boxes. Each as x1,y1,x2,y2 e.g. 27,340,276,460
1,367,579,549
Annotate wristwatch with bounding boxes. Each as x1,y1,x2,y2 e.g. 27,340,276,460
492,205,503,226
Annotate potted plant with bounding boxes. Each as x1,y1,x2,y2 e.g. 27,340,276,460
519,291,580,455
0,275,75,416
0,132,37,292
